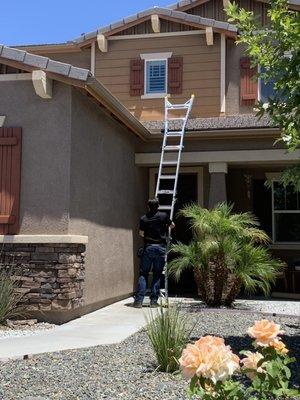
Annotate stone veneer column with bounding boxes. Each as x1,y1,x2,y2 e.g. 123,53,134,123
0,242,86,316
208,162,228,209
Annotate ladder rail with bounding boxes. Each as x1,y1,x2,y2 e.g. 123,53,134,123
154,94,194,303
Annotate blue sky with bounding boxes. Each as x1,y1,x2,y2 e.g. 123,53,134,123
0,1,173,46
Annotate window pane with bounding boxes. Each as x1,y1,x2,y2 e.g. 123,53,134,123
275,213,300,242
146,60,166,94
274,182,299,210
274,182,286,210
260,66,275,103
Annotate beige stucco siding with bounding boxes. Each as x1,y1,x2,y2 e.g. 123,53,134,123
95,34,221,121
0,79,72,234
69,88,148,312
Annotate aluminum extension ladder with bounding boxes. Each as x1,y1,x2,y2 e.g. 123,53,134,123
155,94,195,302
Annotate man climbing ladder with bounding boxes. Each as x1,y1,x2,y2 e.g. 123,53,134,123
133,95,195,308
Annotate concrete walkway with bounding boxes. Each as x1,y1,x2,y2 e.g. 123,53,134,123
0,298,146,360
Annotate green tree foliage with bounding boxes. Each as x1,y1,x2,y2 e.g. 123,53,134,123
226,0,300,151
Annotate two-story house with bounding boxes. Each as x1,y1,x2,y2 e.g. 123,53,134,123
0,0,299,321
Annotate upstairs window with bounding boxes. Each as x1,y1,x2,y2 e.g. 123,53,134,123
272,181,300,243
259,66,276,103
145,60,167,95
130,53,183,98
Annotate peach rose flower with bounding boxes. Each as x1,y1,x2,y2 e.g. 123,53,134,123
247,319,284,347
195,335,225,348
269,339,288,355
179,335,240,384
241,351,265,379
179,343,204,379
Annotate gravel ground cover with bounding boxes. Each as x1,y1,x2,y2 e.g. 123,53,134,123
0,323,55,340
0,306,299,400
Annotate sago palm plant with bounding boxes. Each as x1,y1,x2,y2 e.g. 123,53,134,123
168,203,283,306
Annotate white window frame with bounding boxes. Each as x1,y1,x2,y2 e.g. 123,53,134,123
140,52,172,99
268,173,300,244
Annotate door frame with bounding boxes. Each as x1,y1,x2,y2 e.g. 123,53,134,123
149,166,204,207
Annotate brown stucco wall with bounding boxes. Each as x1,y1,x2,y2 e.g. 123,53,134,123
68,88,148,313
0,78,72,234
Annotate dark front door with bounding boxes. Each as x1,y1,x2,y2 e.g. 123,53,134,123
156,172,198,296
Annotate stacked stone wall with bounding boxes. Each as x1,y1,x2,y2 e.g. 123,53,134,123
0,243,85,313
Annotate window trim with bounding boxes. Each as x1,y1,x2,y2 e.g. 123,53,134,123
268,173,300,244
140,52,172,99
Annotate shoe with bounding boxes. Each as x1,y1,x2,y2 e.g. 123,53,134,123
150,301,159,308
132,301,143,309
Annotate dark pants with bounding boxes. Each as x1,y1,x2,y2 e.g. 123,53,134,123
135,244,166,304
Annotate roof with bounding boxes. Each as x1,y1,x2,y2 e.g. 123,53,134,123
0,45,90,81
168,0,300,9
73,7,237,44
0,44,151,140
143,114,275,132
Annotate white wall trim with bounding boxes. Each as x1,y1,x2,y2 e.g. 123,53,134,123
149,166,204,207
0,73,31,81
108,30,206,41
90,41,96,75
141,93,169,99
0,235,88,244
0,116,6,127
140,52,172,60
136,149,300,166
209,162,228,173
220,33,226,113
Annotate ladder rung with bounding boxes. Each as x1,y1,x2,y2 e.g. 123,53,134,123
164,145,182,151
162,161,178,165
167,105,189,110
157,190,174,195
158,205,172,211
159,175,176,180
166,131,183,137
168,117,185,121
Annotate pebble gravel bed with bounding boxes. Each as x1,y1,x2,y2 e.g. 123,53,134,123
0,307,299,400
0,323,55,340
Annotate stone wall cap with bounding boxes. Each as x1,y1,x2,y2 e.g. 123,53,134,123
0,235,88,244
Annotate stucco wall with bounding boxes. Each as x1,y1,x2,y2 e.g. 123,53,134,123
0,79,72,234
69,89,148,312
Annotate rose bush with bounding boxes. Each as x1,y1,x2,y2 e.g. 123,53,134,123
179,319,299,400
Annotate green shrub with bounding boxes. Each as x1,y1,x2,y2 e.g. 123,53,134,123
146,304,195,373
168,203,283,306
0,268,25,324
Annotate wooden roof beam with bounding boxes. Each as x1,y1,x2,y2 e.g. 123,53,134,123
151,14,161,33
97,34,108,52
205,26,214,45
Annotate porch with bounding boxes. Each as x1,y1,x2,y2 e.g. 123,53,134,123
137,149,300,297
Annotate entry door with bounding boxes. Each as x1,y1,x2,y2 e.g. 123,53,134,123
149,167,203,296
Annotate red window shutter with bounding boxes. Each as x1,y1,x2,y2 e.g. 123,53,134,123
168,57,183,95
240,57,258,106
0,128,22,234
130,59,144,96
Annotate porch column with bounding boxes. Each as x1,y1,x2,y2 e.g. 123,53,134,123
208,162,228,209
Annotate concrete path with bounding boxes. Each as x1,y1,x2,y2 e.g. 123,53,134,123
0,298,146,360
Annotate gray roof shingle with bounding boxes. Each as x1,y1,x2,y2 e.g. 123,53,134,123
73,7,237,44
143,114,274,132
0,44,90,82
